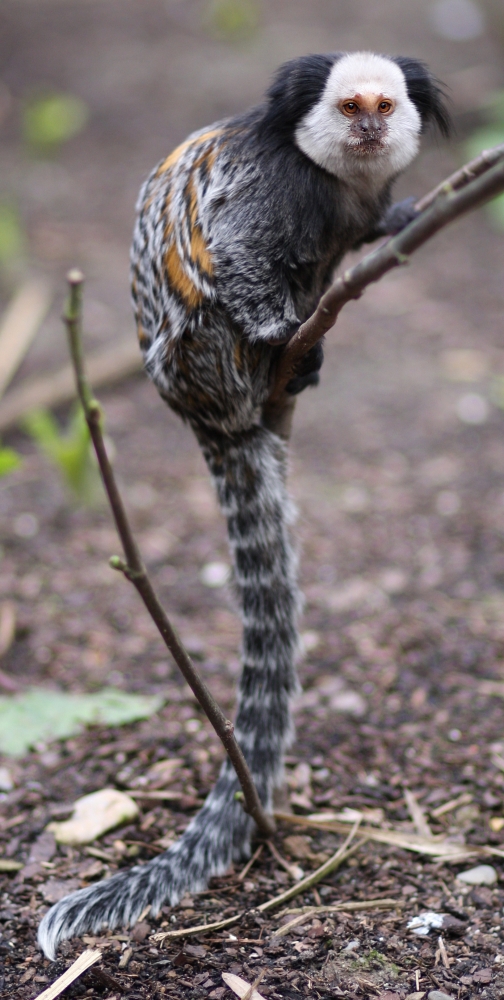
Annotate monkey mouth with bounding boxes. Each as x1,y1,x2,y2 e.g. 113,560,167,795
347,138,386,155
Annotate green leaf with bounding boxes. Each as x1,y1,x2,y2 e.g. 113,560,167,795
0,204,25,264
204,0,259,39
0,687,165,756
0,447,21,478
23,93,89,151
24,405,102,504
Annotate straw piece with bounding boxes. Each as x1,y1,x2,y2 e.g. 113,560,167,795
0,277,52,401
32,949,101,1000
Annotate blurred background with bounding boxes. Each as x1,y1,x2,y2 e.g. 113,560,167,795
1,0,504,734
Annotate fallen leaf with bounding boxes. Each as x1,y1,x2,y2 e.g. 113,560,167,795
0,687,163,756
0,859,22,872
221,972,267,1000
47,788,139,845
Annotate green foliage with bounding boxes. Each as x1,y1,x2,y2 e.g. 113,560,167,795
24,405,101,504
0,203,25,265
0,687,164,756
23,92,89,152
0,443,21,478
204,0,259,39
466,93,504,229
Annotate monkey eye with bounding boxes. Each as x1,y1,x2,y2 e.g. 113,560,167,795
378,100,393,114
341,101,359,116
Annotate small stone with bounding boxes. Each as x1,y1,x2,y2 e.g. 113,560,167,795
457,864,497,885
405,993,426,1000
427,991,454,1000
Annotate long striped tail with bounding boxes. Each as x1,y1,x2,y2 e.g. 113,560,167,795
38,422,299,959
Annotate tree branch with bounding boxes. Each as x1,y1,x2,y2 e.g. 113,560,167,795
264,144,504,426
64,269,275,837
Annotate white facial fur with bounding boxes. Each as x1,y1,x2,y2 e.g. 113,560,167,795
295,52,422,188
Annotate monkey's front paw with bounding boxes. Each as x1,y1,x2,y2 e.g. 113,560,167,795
285,341,324,394
384,196,419,235
286,371,320,394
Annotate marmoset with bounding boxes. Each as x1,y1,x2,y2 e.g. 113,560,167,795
39,50,450,958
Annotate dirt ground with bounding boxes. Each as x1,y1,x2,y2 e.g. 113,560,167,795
1,2,504,999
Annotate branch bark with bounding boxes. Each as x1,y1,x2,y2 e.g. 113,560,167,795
64,269,275,838
263,144,504,434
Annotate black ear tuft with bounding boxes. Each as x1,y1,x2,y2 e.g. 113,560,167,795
262,53,341,141
392,56,452,137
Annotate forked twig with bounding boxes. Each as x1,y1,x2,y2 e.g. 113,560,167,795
64,269,275,838
264,143,504,434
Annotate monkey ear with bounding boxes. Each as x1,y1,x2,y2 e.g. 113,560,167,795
392,56,453,137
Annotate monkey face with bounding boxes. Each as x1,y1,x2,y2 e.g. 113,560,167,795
338,93,394,154
295,51,422,182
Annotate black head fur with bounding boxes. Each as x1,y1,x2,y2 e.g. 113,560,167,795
391,56,452,136
261,53,341,142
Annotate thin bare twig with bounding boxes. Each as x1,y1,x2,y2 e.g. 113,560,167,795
153,911,244,943
237,844,264,882
264,144,504,425
257,818,364,913
404,788,433,840
63,269,275,838
415,141,504,212
242,969,266,1000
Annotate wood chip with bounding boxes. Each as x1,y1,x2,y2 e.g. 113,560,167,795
32,949,101,1000
222,972,267,1000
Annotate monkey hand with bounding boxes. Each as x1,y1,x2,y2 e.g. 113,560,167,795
285,339,324,395
382,195,419,235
